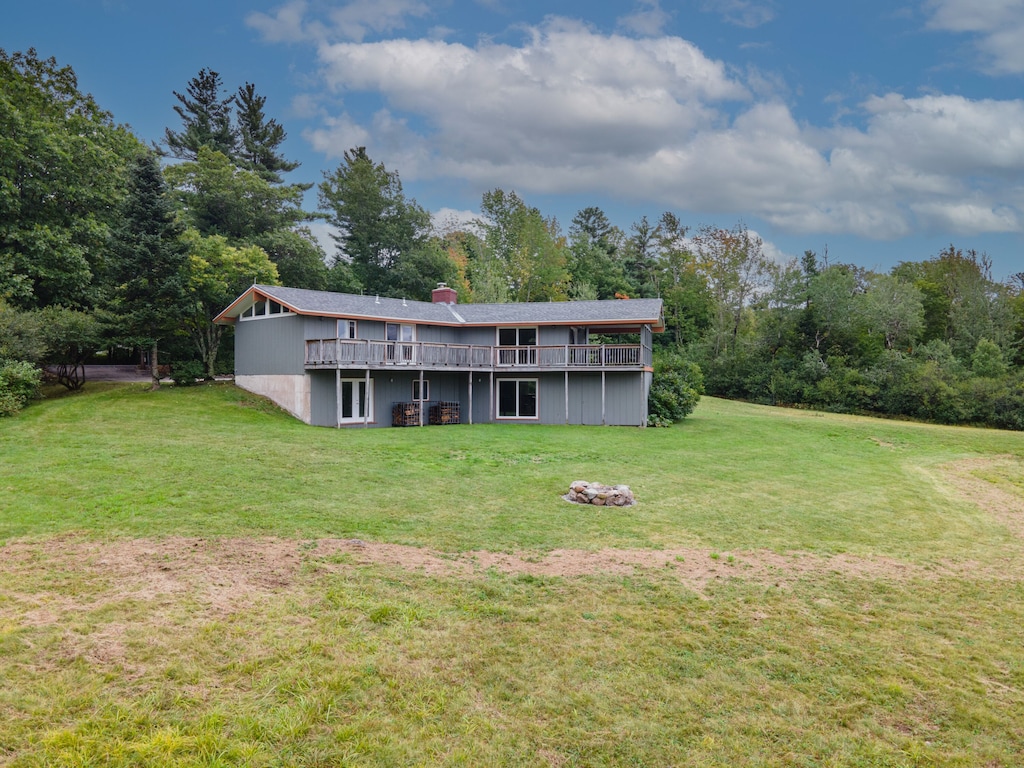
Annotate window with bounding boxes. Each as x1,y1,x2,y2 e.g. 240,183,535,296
338,378,373,424
386,323,415,362
413,379,429,401
239,297,291,321
386,323,415,342
497,379,537,419
497,327,538,365
339,319,357,339
498,327,536,346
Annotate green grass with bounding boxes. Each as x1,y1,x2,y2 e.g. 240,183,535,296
1,383,1023,766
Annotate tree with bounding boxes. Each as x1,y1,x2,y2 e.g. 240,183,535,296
105,152,188,389
162,68,235,161
36,306,102,389
318,147,432,295
893,246,1014,359
479,189,569,302
0,48,142,308
235,82,299,183
623,216,660,297
692,223,770,355
860,273,924,352
182,230,278,378
253,228,328,291
164,147,311,242
568,207,629,299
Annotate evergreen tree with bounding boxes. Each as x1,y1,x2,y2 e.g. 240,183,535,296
235,82,300,183
162,68,236,161
105,152,188,388
318,147,432,295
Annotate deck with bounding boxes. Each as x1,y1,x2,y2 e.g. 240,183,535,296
304,339,649,371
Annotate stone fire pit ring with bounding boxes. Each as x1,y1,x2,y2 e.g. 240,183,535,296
564,480,635,507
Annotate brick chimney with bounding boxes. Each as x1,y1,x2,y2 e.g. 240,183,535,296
431,282,458,304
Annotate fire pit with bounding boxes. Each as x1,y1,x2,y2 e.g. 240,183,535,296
565,480,635,507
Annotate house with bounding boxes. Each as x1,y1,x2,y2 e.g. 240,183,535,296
214,283,664,427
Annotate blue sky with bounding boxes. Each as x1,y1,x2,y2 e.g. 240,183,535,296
5,0,1024,280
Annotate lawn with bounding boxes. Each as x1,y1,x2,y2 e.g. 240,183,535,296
1,383,1022,766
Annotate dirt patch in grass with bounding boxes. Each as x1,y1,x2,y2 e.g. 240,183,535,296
939,455,1024,539
2,455,1020,624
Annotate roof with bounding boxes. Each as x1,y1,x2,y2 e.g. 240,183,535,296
215,285,664,330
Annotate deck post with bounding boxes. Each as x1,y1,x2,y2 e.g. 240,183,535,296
419,369,425,427
489,371,494,422
639,371,646,428
468,371,473,425
564,370,569,425
335,369,341,428
601,370,606,426
364,369,370,428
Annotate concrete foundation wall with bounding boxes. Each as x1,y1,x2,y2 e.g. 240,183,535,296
236,374,311,424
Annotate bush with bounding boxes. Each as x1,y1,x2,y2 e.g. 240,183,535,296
0,359,42,416
648,355,704,425
171,360,206,387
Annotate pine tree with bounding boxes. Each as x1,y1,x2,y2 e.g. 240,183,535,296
235,82,300,183
106,152,188,388
162,68,236,161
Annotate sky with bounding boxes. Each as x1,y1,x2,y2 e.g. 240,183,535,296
4,0,1024,280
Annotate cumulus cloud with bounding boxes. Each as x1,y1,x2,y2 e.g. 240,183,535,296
247,0,433,43
925,0,1024,74
287,15,1024,240
247,0,310,43
617,0,672,36
316,19,748,168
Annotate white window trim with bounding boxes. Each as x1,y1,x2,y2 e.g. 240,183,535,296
339,319,358,339
239,299,292,321
337,378,374,424
386,322,416,342
496,378,539,420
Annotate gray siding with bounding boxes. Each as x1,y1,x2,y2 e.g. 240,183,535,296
307,368,646,427
309,371,337,427
235,315,305,375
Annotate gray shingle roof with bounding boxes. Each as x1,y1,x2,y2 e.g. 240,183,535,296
219,285,663,328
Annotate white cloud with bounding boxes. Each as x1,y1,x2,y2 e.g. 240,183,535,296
617,0,672,36
925,0,1024,74
247,0,310,43
247,0,434,43
316,19,748,170
701,0,777,28
431,208,484,235
289,16,1024,241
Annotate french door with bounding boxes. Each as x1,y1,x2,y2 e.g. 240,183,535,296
338,378,372,424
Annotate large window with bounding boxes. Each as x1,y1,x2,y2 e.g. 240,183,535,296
338,378,373,424
497,379,538,419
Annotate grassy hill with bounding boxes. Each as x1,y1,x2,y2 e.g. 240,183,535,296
1,384,1022,766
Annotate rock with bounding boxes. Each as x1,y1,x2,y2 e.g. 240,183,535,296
565,480,635,507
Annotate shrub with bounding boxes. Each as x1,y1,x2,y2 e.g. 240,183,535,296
648,355,704,425
0,359,42,416
171,360,207,387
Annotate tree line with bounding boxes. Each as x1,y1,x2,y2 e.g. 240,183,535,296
2,49,1022,426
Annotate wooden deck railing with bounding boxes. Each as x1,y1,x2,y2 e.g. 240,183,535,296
305,340,648,369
